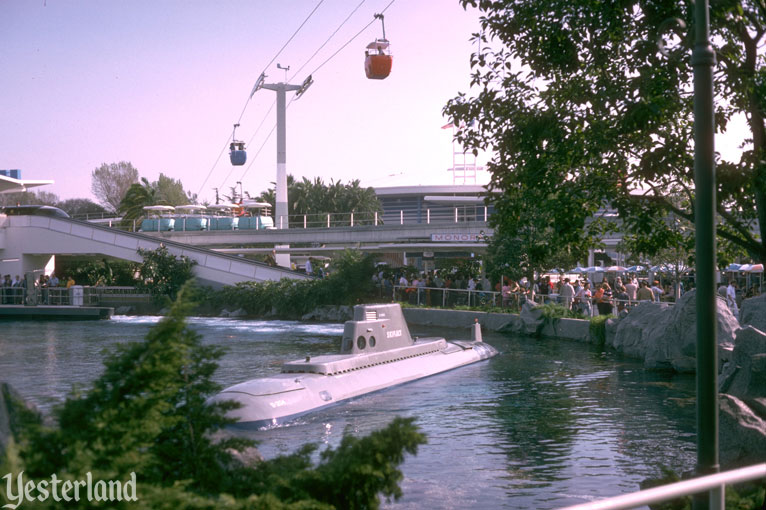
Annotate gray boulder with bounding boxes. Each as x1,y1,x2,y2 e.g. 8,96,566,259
519,301,544,335
609,301,671,361
719,326,766,398
739,293,766,331
609,291,739,372
719,394,766,468
228,308,247,318
717,326,766,469
645,290,739,372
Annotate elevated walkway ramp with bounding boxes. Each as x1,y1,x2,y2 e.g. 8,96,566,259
0,215,308,287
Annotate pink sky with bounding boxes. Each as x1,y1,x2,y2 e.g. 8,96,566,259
1,0,491,204
2,0,749,205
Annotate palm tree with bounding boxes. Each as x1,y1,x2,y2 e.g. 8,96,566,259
257,174,382,227
118,177,163,223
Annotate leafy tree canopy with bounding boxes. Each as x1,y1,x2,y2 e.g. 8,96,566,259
0,190,59,207
445,0,766,267
119,174,197,221
257,175,383,227
135,245,196,302
56,198,107,217
91,161,139,212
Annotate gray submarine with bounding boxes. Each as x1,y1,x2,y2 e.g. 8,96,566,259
211,303,498,428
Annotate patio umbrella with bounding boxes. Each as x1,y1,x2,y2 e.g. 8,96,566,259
605,265,627,272
751,263,764,272
738,264,753,272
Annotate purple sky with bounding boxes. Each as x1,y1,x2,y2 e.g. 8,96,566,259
1,0,492,204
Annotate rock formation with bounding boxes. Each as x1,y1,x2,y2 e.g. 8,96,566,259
739,293,766,332
608,290,739,372
718,326,766,468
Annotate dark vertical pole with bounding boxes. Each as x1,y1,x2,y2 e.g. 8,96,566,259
691,0,719,508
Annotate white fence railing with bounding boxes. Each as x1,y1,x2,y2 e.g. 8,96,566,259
559,462,766,510
0,286,149,307
389,285,672,316
95,207,490,233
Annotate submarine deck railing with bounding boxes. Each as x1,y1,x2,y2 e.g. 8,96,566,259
558,462,766,510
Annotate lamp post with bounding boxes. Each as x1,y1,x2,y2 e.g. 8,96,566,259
691,0,720,508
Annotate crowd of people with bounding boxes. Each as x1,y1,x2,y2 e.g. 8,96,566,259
380,264,764,320
541,274,677,316
1,272,76,305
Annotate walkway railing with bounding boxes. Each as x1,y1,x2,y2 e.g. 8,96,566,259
559,462,766,510
0,286,149,307
95,207,490,233
389,285,671,317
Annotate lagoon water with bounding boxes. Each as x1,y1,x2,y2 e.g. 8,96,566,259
0,316,697,509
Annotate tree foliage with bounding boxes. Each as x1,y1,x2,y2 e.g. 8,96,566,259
119,174,197,222
91,161,139,212
56,257,136,286
204,250,378,318
0,190,59,207
135,246,196,302
445,0,766,265
257,176,383,227
56,198,107,217
11,284,425,509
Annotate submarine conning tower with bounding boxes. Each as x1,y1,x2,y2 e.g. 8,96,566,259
341,303,414,354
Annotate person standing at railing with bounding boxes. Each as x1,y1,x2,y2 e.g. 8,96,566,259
501,281,511,308
560,278,575,310
615,285,630,312
636,280,654,301
11,275,23,305
574,281,592,317
418,275,427,304
650,280,664,302
594,282,614,316
1,274,11,304
508,279,520,309
726,280,739,318
625,276,638,303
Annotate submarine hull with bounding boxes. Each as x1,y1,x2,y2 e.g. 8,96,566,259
213,338,497,428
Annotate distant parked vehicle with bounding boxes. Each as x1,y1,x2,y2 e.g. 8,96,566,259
174,204,209,231
0,205,70,218
139,205,176,232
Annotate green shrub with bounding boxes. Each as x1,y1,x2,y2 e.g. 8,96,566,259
538,303,581,320
136,246,196,303
200,250,377,318
589,314,614,348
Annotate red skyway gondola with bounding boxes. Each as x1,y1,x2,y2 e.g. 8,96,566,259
365,14,392,80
